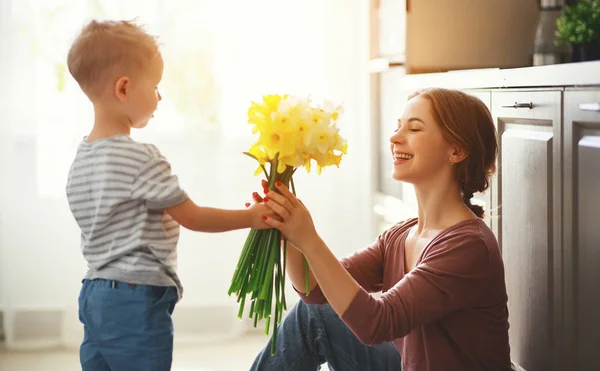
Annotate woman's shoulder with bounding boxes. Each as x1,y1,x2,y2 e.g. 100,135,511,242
384,218,493,243
429,218,500,258
395,217,419,230
382,218,418,240
379,218,499,257
374,218,418,253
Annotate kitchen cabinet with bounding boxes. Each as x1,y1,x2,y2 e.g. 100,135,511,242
491,90,563,371
563,89,600,371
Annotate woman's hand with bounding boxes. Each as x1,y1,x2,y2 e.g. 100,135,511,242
258,180,320,252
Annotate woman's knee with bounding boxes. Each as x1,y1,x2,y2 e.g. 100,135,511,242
287,301,345,338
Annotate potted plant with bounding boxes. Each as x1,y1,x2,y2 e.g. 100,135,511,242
556,0,600,62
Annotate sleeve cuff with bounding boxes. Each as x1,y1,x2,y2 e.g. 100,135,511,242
146,191,189,210
293,284,327,305
341,288,375,336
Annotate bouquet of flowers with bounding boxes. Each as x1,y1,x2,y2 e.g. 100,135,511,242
228,94,347,355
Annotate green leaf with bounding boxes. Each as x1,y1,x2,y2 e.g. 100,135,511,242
555,0,600,45
242,151,260,162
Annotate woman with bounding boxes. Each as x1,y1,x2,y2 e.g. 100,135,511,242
251,88,511,371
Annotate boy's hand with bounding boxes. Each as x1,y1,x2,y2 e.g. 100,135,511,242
245,181,283,230
247,201,273,230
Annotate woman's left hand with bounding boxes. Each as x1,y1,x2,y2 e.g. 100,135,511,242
260,180,320,252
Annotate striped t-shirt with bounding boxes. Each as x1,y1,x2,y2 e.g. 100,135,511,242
66,134,188,297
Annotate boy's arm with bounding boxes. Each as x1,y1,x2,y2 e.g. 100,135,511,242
132,149,270,232
166,199,269,232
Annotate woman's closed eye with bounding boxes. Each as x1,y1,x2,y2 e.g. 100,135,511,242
393,125,421,133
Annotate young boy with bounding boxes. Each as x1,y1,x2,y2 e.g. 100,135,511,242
65,20,270,371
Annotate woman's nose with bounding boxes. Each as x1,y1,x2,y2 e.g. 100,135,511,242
390,129,405,144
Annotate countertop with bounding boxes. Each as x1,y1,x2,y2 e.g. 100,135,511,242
394,61,600,90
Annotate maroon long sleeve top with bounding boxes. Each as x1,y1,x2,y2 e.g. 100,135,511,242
297,218,512,371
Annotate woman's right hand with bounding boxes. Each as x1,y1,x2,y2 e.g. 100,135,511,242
257,180,320,253
246,180,312,251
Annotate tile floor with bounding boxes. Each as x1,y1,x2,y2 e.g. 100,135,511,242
0,333,330,371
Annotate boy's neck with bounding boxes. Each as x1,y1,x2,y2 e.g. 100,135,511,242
87,104,131,143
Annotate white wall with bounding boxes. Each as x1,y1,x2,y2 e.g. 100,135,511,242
0,0,372,348
0,0,11,321
316,0,373,256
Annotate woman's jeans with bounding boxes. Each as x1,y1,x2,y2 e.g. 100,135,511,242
250,300,402,371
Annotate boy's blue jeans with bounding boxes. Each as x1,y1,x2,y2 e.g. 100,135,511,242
250,300,402,371
78,279,178,371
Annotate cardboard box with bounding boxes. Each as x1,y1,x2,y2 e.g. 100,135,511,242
406,0,540,73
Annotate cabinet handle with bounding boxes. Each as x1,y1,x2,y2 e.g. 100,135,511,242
579,103,600,112
501,102,534,109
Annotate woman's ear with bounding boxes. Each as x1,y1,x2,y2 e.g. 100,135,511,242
114,76,131,103
449,145,468,164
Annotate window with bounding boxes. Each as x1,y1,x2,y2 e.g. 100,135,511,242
7,0,325,197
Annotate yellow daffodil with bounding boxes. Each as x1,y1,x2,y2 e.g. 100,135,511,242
231,93,348,356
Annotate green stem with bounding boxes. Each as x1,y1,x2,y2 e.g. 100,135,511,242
228,159,308,356
281,239,287,311
237,293,246,319
249,299,255,319
258,231,277,300
260,164,268,179
304,258,311,295
251,232,271,294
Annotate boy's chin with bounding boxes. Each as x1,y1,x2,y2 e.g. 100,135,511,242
131,120,150,129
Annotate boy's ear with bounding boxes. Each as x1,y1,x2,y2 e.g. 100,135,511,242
114,76,131,103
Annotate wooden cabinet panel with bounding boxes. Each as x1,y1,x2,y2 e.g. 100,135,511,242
563,89,600,371
491,90,562,371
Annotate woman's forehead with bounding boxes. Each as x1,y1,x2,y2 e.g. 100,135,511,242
401,96,432,120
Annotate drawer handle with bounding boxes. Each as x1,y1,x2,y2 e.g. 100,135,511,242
501,102,533,109
579,103,600,112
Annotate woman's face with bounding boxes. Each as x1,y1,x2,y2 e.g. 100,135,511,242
389,96,455,185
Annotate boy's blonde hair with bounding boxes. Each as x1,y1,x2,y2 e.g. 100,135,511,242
67,19,160,98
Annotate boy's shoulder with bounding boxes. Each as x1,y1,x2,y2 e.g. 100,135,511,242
127,138,163,161
78,135,165,163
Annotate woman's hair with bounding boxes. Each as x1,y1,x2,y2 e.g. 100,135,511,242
408,88,498,218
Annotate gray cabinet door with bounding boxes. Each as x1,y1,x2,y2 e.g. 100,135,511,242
563,89,600,371
491,90,562,371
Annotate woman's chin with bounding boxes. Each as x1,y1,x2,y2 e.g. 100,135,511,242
391,172,412,183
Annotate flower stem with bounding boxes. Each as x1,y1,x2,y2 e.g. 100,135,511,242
228,160,302,356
